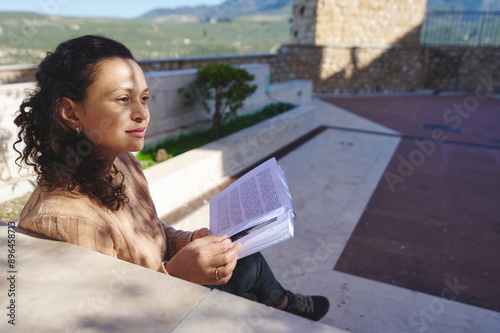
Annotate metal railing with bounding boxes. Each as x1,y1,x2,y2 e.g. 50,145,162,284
421,11,500,47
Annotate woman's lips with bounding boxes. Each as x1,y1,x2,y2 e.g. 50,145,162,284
126,127,146,138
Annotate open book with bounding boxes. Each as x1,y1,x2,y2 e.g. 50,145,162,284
209,157,295,259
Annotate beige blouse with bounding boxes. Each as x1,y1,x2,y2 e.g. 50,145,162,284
18,152,192,272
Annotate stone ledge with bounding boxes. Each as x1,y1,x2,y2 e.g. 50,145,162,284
0,225,344,332
0,226,209,332
144,104,319,220
174,289,345,333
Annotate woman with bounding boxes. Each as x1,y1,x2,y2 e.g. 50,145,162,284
14,35,329,321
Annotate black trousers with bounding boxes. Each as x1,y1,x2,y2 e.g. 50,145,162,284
207,252,287,307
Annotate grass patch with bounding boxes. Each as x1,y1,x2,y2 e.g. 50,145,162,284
137,102,295,168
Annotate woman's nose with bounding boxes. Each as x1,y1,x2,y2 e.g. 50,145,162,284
132,101,149,121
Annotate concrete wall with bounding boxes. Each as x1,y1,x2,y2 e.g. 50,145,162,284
0,82,36,185
0,64,36,85
145,64,313,144
144,63,271,143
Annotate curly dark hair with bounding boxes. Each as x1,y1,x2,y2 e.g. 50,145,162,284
14,35,136,210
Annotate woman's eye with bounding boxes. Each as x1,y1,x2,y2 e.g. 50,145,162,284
142,96,149,102
117,97,129,102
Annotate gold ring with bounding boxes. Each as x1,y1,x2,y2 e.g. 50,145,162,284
215,267,219,280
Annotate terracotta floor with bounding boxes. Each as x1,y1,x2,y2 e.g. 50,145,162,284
323,95,500,312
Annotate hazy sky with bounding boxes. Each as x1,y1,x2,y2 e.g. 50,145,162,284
0,0,226,19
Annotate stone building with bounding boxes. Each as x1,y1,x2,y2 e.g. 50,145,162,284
291,0,428,46
285,0,429,93
281,0,499,94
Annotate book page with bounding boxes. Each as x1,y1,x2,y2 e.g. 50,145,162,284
210,158,292,236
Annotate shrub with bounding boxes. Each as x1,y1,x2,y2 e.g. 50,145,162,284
181,63,257,138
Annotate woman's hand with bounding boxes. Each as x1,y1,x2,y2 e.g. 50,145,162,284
191,228,212,241
165,234,241,285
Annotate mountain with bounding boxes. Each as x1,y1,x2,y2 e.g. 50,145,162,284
141,0,500,23
139,0,291,22
427,0,500,11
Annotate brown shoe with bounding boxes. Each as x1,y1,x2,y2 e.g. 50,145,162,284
283,290,330,321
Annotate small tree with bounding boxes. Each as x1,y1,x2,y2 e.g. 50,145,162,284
182,63,257,138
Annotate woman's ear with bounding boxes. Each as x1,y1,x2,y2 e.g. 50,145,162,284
58,97,81,129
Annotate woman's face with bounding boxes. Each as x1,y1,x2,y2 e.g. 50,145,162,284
75,57,150,162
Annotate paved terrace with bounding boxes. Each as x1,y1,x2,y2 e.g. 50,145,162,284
1,94,500,332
